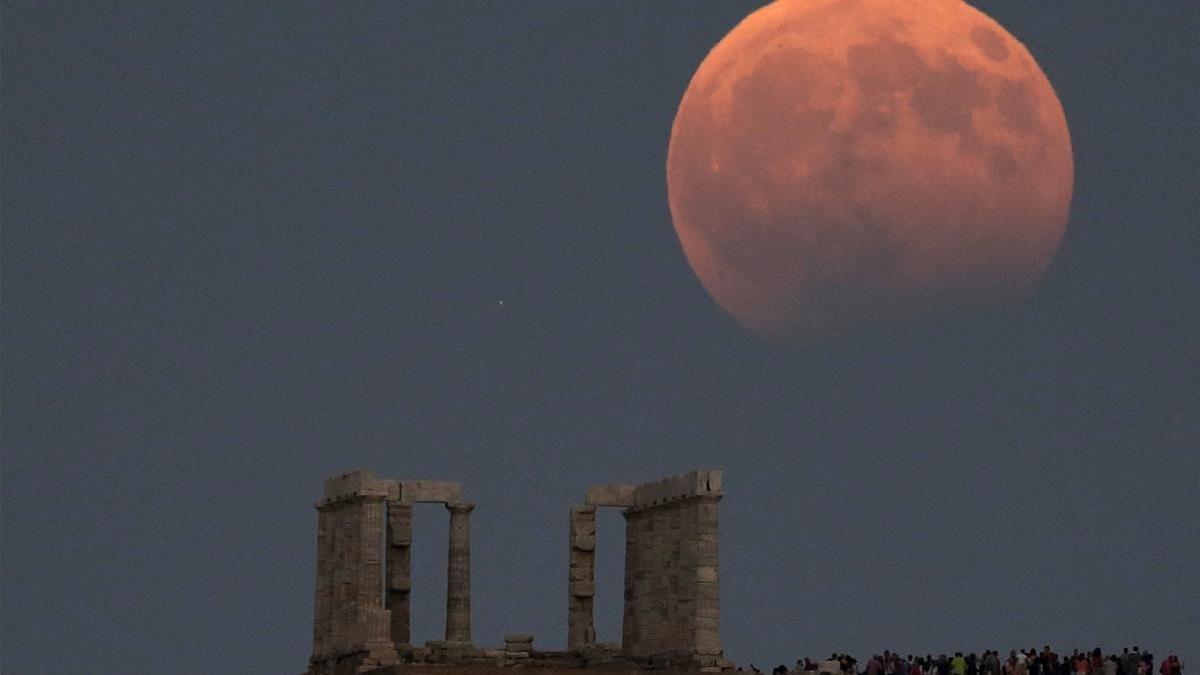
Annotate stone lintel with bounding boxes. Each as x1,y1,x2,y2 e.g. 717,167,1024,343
321,470,391,503
630,468,722,510
585,484,636,507
398,479,463,504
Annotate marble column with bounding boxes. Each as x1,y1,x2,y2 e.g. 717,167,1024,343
311,502,335,659
329,500,351,654
444,502,474,643
356,495,391,648
567,505,597,649
691,494,722,656
621,508,643,654
386,501,413,646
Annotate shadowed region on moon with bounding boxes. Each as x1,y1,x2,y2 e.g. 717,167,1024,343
667,0,1074,344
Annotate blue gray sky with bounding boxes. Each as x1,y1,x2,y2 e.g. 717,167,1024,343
3,2,1197,673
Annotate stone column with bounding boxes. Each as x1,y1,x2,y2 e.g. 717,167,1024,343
444,502,474,643
386,501,413,646
691,494,722,656
568,506,597,649
356,495,392,649
329,500,351,655
639,504,672,654
621,508,642,654
325,495,390,652
311,502,335,659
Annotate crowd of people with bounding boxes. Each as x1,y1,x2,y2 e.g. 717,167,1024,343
748,647,1184,675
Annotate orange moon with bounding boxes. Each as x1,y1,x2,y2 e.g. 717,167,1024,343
667,0,1073,344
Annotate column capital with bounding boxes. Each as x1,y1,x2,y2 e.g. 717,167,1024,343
446,501,475,514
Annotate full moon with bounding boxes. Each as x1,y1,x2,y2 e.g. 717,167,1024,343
667,0,1073,344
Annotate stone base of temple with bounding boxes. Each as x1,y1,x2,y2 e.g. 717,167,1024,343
638,648,732,672
310,645,735,674
352,662,729,667
305,642,401,675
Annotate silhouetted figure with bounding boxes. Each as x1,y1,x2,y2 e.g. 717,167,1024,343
985,650,1002,675
1131,649,1144,675
953,652,968,675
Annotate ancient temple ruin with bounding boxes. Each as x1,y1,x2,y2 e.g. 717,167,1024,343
569,470,724,664
308,472,474,673
305,468,730,674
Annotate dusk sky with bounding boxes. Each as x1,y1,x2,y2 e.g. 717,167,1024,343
2,2,1197,673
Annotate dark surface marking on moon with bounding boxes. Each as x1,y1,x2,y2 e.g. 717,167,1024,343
729,48,822,135
910,53,986,136
996,79,1038,132
988,146,1021,180
847,36,925,96
970,25,1009,62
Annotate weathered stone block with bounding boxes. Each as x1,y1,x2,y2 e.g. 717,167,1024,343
630,469,723,510
569,580,595,597
386,504,412,545
570,510,597,536
387,571,411,591
585,483,637,507
397,480,462,504
323,470,391,501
